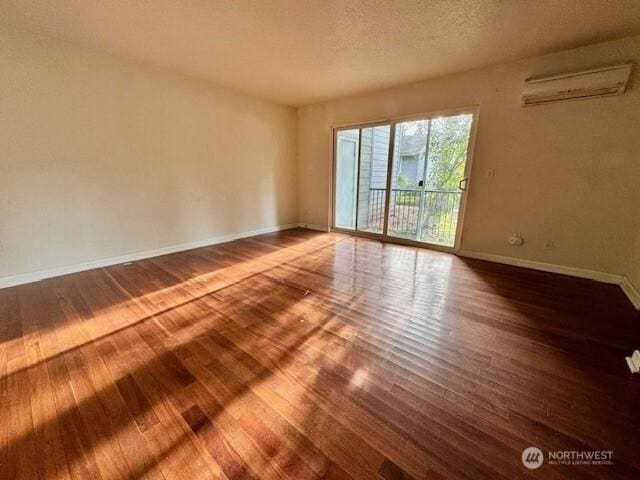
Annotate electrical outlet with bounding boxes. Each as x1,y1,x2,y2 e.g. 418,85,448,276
544,240,554,250
486,168,495,178
509,233,524,246
626,350,640,373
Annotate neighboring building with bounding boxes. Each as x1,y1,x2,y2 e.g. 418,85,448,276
356,128,428,230
394,133,427,187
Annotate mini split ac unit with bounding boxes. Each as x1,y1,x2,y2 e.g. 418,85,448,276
521,63,632,106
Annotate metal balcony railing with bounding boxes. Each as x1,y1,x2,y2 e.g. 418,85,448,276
366,188,461,246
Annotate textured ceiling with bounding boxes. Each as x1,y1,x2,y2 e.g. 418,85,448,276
2,0,640,106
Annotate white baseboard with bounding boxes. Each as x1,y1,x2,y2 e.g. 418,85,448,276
457,250,623,283
4,229,638,311
0,223,299,290
621,277,640,310
457,250,639,310
297,222,330,232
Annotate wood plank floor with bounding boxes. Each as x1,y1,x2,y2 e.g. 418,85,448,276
1,228,639,479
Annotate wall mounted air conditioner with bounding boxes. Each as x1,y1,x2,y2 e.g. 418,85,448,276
521,63,632,106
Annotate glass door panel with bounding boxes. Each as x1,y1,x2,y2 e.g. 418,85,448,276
386,113,473,247
356,125,390,234
420,114,472,246
387,119,429,240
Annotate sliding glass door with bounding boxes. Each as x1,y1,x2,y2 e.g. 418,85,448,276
333,110,475,250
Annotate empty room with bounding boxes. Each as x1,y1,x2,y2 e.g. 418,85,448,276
2,1,640,479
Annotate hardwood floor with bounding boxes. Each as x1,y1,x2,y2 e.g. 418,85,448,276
1,228,639,479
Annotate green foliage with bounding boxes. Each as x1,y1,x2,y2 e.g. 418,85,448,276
396,190,420,206
387,115,472,245
424,115,472,191
396,174,410,188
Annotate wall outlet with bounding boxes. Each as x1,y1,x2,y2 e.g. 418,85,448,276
544,240,554,249
626,350,640,374
509,233,524,246
486,168,495,178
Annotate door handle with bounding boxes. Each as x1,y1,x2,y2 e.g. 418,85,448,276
458,177,468,191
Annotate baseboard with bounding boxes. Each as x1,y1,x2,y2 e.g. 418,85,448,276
457,250,623,284
0,223,299,290
457,250,639,310
4,231,638,310
297,222,330,232
621,277,640,310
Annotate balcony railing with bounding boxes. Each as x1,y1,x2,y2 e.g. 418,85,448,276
365,188,461,246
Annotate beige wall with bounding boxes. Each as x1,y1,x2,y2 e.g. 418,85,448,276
0,27,298,280
298,35,640,279
2,26,639,299
629,234,640,297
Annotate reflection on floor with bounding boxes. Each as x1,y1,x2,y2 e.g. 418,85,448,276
1,228,639,479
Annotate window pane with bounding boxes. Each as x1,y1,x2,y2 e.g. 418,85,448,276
386,114,473,247
387,120,429,240
356,125,390,234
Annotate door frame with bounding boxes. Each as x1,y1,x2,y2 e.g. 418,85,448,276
330,106,480,253
334,133,360,229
